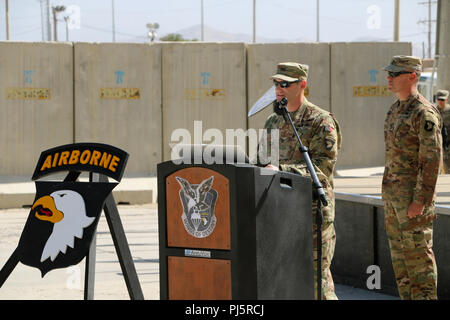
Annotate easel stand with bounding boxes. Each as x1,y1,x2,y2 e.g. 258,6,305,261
85,172,144,300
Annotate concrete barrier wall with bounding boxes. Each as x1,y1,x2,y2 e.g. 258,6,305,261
0,42,74,177
330,42,411,168
0,41,419,177
161,42,247,161
331,200,376,289
74,43,162,175
247,43,331,134
436,0,450,93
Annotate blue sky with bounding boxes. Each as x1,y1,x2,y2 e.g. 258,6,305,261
0,0,437,56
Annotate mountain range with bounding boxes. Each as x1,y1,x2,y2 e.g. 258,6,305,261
169,24,311,43
163,24,423,57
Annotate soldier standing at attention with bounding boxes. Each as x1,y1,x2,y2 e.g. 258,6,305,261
435,90,450,173
261,62,341,300
382,56,442,300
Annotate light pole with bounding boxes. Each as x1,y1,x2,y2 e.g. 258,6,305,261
201,0,204,41
394,0,400,41
64,16,69,41
253,0,256,43
112,0,116,42
418,0,437,58
40,0,51,41
52,5,66,41
146,23,159,42
5,0,10,40
316,0,320,42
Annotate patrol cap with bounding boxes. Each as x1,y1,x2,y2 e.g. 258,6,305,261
436,89,449,100
383,55,422,73
271,62,308,82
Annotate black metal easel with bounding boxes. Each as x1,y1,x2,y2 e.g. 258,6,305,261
85,172,144,300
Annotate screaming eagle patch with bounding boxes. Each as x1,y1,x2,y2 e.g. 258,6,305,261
0,143,127,279
0,143,130,291
16,181,116,276
424,120,435,132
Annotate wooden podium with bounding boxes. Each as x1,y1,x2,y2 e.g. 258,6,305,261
157,160,314,300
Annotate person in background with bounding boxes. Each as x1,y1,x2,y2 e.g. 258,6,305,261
435,89,450,173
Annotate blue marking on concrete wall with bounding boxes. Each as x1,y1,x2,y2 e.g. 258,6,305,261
369,69,379,83
201,72,211,85
115,70,125,84
24,70,33,84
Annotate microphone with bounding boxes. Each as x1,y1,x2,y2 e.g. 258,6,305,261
273,98,289,122
276,97,328,207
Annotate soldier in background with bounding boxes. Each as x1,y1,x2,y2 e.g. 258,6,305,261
436,90,450,173
382,56,442,300
260,62,342,300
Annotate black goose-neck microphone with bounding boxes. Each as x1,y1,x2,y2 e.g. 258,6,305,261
273,98,289,122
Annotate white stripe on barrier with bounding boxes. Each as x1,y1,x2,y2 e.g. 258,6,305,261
335,192,450,216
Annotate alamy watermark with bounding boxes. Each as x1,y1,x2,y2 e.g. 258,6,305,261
66,5,81,30
366,5,381,30
169,121,279,174
366,265,381,290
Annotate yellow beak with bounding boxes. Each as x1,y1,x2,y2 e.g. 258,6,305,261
32,195,64,223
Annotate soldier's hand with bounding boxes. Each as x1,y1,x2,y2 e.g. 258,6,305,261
407,201,425,219
265,164,280,171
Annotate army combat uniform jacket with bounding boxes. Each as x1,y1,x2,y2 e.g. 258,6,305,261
382,93,442,229
439,105,450,171
439,104,450,147
261,98,342,223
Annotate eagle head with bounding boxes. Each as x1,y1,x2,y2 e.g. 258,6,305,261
32,195,64,224
31,190,95,263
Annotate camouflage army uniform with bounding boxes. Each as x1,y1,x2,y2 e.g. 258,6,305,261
439,104,450,172
263,98,342,300
382,56,442,300
382,92,442,300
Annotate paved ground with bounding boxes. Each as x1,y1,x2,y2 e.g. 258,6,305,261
0,202,399,300
3,166,448,300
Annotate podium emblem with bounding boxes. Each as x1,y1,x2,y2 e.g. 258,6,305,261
176,176,218,238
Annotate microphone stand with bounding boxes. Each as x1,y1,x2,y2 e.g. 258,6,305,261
279,98,328,300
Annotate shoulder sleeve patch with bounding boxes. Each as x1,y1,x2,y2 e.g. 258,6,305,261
424,120,435,132
420,109,440,135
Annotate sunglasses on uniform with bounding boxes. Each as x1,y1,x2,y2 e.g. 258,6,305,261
273,80,299,88
387,71,413,78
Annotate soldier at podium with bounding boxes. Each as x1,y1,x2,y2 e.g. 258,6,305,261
259,62,342,300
